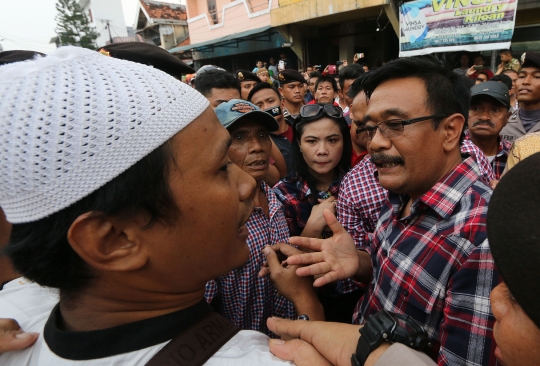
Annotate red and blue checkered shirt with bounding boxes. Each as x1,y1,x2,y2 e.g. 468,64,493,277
337,139,495,250
353,156,499,365
273,172,343,237
205,181,296,336
464,132,512,180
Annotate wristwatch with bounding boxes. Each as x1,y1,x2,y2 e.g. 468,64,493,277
350,309,431,366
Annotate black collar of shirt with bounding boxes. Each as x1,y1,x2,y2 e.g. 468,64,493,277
44,299,211,360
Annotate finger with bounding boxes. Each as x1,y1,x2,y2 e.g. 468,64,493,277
286,251,325,266
273,243,305,257
258,266,271,278
0,319,22,332
322,209,347,236
263,246,283,273
0,332,39,354
267,317,309,338
288,236,324,252
269,339,332,366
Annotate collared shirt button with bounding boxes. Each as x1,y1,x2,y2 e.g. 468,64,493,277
382,249,388,257
403,289,409,297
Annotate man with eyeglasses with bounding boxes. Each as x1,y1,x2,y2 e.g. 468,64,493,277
466,81,512,180
275,57,500,365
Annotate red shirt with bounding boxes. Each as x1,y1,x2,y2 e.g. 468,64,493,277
279,124,293,143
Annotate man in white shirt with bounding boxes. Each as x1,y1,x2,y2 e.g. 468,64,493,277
0,47,290,365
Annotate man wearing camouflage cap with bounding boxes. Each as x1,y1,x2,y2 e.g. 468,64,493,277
500,52,540,142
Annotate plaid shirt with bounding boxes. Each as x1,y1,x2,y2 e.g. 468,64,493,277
355,156,499,366
273,172,343,237
464,132,512,180
205,181,296,336
337,139,494,250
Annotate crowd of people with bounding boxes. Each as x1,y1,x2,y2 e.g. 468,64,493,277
0,42,540,366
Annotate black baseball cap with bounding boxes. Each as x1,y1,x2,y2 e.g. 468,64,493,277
470,81,510,108
487,151,540,329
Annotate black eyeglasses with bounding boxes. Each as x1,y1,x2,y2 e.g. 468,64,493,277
295,104,343,130
356,114,449,140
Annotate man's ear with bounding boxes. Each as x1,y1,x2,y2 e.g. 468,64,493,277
441,113,465,152
67,213,149,272
278,87,284,96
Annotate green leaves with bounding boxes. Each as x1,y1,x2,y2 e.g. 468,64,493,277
55,0,99,50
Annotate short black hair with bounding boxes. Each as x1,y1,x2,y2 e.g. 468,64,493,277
477,71,490,80
247,82,281,102
490,74,513,90
338,64,365,89
6,141,178,296
195,70,239,97
500,49,512,56
315,75,338,93
292,106,351,203
358,56,470,137
309,71,322,79
473,54,485,61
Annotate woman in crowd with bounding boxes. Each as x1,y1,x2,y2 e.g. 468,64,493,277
274,104,351,239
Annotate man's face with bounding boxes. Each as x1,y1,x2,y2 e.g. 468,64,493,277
362,65,369,73
350,91,370,151
309,77,318,94
490,282,540,365
342,78,356,107
256,61,263,68
474,56,485,66
227,119,272,183
476,74,488,84
250,88,283,123
206,88,240,109
240,81,258,100
306,67,313,73
280,53,286,60
460,55,469,67
468,96,509,139
503,71,518,96
315,81,336,104
269,58,276,65
365,77,459,199
515,67,540,107
138,108,256,290
280,81,305,104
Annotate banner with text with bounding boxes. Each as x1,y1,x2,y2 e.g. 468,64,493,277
399,0,518,57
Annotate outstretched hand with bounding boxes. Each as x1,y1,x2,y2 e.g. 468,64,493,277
286,209,361,287
0,319,38,354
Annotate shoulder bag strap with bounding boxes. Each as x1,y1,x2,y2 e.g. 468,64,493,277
145,311,241,366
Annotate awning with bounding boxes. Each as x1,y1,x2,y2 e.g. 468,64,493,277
169,25,272,54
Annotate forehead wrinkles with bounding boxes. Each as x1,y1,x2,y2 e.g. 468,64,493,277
366,78,427,119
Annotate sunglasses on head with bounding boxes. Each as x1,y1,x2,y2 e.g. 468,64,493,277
296,104,343,124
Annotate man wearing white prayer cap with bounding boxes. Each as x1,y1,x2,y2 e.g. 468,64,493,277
0,47,291,365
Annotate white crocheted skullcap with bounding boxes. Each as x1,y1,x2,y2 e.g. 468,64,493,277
0,46,209,224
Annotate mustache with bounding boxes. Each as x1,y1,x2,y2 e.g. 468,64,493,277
371,153,404,165
472,120,495,128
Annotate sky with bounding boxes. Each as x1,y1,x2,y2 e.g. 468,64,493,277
0,0,182,53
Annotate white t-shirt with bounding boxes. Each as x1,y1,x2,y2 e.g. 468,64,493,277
0,279,292,366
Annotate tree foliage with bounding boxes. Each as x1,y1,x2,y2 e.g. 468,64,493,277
55,0,99,49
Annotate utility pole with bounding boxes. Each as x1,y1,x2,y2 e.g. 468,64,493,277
106,20,113,44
